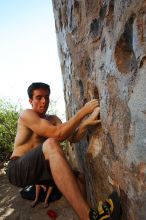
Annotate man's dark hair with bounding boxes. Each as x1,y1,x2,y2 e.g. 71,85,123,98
27,82,50,99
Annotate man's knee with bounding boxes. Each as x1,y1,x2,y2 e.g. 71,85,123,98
44,138,58,147
42,138,63,159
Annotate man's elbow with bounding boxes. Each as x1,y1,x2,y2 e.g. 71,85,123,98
54,130,67,142
55,136,65,142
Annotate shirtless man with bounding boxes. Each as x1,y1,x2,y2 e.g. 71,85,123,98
7,82,120,220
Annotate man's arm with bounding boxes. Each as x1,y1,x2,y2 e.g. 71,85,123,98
68,107,101,143
20,99,98,142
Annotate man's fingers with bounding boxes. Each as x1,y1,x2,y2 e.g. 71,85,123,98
88,119,101,126
90,99,98,102
91,99,99,106
93,119,101,124
85,99,99,106
83,99,100,115
90,107,100,118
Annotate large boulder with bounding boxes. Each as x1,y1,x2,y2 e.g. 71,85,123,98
52,0,146,219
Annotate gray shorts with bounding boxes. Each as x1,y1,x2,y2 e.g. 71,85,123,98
7,145,55,188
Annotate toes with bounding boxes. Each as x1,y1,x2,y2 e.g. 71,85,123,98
31,200,38,208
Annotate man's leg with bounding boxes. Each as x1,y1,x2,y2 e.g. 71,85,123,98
42,138,90,220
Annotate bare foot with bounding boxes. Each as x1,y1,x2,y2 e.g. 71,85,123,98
44,202,49,208
31,200,38,208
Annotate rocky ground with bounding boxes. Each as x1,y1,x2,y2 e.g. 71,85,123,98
0,165,79,220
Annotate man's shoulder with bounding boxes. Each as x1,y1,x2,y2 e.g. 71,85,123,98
19,109,37,122
46,114,62,125
20,109,35,116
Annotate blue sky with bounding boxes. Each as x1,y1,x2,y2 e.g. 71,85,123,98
0,0,65,116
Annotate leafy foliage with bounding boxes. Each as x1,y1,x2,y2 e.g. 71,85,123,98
0,99,22,161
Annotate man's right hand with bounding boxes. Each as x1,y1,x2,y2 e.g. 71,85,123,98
68,106,100,143
82,99,99,115
82,107,101,127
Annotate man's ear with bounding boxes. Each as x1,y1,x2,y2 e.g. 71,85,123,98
29,99,33,106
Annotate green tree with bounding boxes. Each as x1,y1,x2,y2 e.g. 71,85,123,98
0,99,22,161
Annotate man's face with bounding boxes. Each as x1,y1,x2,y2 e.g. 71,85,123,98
29,88,50,115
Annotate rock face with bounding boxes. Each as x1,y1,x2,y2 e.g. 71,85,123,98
52,0,146,219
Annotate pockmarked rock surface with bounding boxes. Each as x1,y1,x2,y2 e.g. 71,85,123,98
52,0,146,219
0,171,78,220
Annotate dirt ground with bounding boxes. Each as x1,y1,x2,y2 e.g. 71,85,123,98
0,167,79,220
